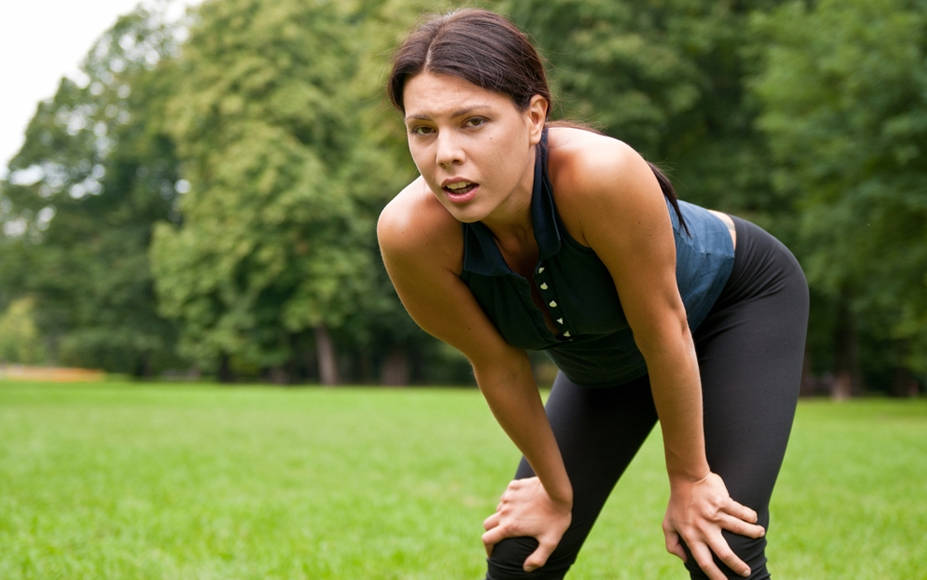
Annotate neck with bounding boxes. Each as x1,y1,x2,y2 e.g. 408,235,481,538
481,144,538,253
486,202,539,278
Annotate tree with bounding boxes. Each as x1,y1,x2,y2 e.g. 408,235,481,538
0,297,47,364
500,0,783,217
750,0,927,394
151,0,380,383
333,0,477,385
0,5,185,375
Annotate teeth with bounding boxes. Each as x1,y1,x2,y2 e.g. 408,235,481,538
446,181,473,191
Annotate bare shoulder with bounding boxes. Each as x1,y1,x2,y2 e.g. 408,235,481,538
547,126,655,203
377,176,463,273
546,126,664,245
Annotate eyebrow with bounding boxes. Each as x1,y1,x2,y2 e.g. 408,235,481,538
404,106,489,123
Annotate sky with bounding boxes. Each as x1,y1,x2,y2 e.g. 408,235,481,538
0,0,198,176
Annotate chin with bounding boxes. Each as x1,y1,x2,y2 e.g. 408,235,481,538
455,214,484,224
438,200,487,224
446,209,484,224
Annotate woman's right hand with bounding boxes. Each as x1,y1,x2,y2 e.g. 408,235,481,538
481,476,573,573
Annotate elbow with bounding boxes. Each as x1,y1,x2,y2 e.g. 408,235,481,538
632,308,692,361
471,348,533,392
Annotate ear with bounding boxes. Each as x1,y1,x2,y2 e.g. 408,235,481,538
525,94,549,145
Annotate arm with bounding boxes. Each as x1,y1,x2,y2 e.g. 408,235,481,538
555,137,707,479
554,133,763,579
377,185,571,569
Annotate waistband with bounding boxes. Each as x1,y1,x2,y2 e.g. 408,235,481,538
712,216,807,310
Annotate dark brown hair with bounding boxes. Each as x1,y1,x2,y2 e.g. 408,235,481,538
388,9,550,115
387,9,687,231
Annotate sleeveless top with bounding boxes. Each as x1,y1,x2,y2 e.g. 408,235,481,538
459,131,735,386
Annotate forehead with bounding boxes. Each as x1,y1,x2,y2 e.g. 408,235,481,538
403,71,517,119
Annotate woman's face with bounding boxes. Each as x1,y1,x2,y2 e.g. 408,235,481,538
402,71,547,224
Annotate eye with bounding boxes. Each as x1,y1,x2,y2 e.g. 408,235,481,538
409,125,435,136
464,117,487,128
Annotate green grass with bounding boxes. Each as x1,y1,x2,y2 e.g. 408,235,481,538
1,381,924,579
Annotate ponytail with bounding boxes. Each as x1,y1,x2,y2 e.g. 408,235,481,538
647,162,689,235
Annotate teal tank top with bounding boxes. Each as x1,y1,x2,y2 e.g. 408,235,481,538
460,132,735,386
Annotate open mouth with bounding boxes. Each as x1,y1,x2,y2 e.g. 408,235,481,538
443,181,478,196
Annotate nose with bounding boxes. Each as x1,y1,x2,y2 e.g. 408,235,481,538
435,131,465,168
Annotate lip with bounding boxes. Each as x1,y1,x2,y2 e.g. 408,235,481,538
441,178,479,204
441,177,476,188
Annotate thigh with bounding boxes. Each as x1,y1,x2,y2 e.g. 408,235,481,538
695,232,808,518
687,224,809,578
486,373,658,580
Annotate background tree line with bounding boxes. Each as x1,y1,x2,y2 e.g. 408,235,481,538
1,0,924,396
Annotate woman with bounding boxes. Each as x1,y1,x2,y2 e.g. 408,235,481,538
377,9,808,580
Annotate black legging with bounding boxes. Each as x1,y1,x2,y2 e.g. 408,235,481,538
486,217,809,579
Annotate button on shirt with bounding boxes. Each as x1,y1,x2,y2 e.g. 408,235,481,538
459,132,734,387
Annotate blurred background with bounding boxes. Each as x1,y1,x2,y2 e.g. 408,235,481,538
1,0,924,397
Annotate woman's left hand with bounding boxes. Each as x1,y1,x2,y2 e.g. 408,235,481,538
481,476,572,573
662,472,765,580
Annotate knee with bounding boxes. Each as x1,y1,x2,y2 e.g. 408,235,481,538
683,532,769,580
486,537,574,580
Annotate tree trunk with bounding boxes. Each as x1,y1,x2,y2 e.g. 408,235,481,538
315,325,339,386
831,296,861,400
217,352,235,383
267,366,290,385
133,354,153,378
891,362,919,397
380,347,410,386
799,350,817,397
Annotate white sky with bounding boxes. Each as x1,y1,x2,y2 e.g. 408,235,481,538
0,0,199,176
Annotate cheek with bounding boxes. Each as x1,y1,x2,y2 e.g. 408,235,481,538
407,144,429,172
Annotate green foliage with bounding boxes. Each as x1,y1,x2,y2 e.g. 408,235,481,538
1,382,925,578
150,0,480,383
0,6,184,375
0,297,47,364
500,0,781,216
336,0,476,382
151,0,375,378
750,0,927,375
1,0,923,388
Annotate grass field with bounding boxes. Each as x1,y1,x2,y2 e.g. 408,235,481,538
1,381,924,579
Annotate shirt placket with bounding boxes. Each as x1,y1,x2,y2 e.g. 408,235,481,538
535,263,574,342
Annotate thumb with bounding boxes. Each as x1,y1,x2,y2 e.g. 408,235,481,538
523,540,555,573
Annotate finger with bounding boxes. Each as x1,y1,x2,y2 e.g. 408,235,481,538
689,542,727,580
719,513,765,539
523,539,555,572
483,512,501,531
509,476,536,490
481,524,509,555
481,529,498,557
663,529,687,562
705,533,751,578
724,498,759,524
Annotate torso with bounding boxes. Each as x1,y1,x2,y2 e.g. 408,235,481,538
452,126,737,385
384,126,737,386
